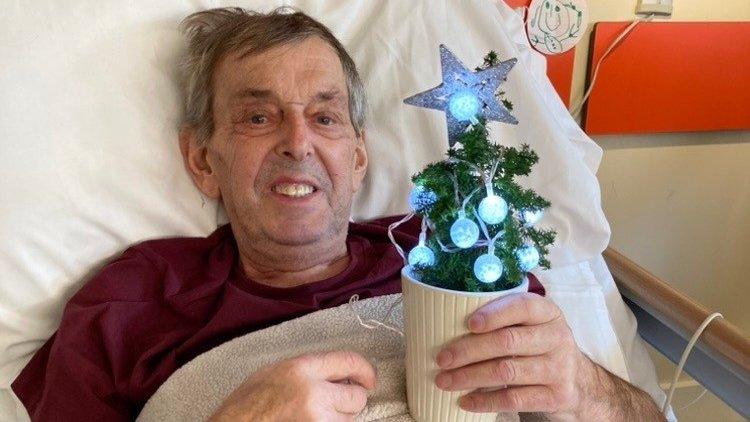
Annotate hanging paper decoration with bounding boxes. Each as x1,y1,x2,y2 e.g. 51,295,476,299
527,0,589,55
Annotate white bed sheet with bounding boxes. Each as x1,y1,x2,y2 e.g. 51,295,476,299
0,0,667,419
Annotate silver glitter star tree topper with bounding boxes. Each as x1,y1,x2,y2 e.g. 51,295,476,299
404,44,518,147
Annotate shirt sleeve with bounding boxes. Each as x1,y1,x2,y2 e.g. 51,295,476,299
11,248,164,421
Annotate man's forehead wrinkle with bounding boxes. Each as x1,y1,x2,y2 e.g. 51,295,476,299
229,85,346,107
314,89,344,102
234,40,299,63
232,88,272,99
217,39,348,111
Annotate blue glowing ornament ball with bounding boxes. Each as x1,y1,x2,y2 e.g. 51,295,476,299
516,245,541,272
450,216,480,248
521,209,543,226
448,90,482,122
408,244,435,267
474,253,504,284
478,194,509,225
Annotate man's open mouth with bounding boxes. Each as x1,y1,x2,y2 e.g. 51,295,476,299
271,183,318,198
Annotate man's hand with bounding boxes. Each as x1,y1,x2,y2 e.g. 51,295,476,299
209,350,377,422
434,293,665,421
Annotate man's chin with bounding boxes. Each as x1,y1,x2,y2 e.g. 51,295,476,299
262,221,331,246
239,205,349,246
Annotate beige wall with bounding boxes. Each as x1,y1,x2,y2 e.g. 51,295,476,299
566,1,749,420
597,132,750,330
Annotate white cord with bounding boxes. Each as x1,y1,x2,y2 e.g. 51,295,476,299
348,294,404,337
661,312,724,415
675,387,709,411
569,14,655,119
387,213,416,265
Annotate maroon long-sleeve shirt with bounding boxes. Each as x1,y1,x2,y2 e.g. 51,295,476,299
12,216,543,420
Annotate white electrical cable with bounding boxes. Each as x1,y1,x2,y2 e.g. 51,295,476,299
348,294,404,337
675,386,709,411
569,13,656,119
661,312,724,415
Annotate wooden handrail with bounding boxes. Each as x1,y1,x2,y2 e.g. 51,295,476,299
603,247,750,376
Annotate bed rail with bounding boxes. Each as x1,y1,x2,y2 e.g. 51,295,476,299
603,247,750,418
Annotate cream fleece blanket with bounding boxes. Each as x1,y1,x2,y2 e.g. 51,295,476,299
137,294,523,422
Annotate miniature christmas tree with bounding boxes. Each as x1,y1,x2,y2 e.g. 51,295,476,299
402,45,556,293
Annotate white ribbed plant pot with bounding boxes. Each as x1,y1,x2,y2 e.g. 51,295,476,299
401,266,529,422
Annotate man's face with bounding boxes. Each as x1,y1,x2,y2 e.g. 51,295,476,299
204,36,367,246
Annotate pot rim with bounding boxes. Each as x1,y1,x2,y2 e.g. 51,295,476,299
401,265,529,297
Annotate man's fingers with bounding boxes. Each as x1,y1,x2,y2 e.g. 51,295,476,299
437,322,564,369
435,356,553,391
308,350,377,390
459,385,564,413
468,293,562,333
327,382,369,415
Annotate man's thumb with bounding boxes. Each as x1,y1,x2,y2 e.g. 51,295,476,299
312,350,377,390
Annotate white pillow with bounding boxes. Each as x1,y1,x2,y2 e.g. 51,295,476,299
0,0,609,395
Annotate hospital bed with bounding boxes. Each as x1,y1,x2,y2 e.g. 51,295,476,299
0,0,747,420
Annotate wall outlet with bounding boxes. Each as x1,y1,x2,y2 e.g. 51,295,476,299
636,0,673,17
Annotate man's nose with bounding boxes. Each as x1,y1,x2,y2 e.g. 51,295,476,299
274,112,313,162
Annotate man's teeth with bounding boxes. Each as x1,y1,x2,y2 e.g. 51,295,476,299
272,183,315,197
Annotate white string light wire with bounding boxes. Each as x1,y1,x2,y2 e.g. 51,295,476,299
460,186,482,211
387,213,415,265
471,207,504,246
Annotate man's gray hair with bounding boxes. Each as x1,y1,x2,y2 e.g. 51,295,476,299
179,7,368,145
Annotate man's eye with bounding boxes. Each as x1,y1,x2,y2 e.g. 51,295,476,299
249,114,268,124
316,115,334,126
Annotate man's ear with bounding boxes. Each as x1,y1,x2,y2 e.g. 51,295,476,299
178,126,221,199
351,131,368,192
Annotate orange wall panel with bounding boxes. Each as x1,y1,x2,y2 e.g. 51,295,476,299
583,22,750,135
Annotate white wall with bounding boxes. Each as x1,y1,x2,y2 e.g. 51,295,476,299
566,1,749,420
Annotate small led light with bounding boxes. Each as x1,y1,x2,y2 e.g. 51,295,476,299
521,209,543,226
450,216,480,248
474,253,504,284
408,244,435,267
448,90,482,122
478,194,509,225
516,245,540,271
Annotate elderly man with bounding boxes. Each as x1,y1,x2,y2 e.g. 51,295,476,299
12,7,665,421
